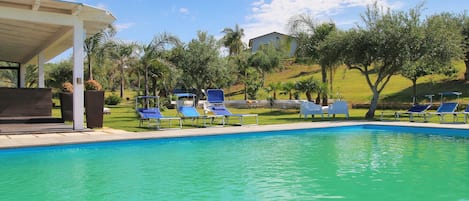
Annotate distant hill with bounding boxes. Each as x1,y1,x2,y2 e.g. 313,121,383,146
225,61,469,104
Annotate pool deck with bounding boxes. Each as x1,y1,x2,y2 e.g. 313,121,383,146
0,121,468,149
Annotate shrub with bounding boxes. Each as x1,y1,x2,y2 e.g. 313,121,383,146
62,82,73,93
105,93,122,105
85,79,102,91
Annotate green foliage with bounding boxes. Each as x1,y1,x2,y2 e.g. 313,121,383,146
400,11,463,97
248,43,283,86
282,81,296,100
105,93,122,105
222,24,245,56
102,40,139,98
323,3,464,118
295,76,321,102
289,14,337,105
84,24,116,80
458,12,469,80
45,60,73,90
25,64,38,88
170,31,233,103
139,33,181,98
244,67,263,100
265,82,282,100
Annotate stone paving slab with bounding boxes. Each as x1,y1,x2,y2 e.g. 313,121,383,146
0,121,468,149
35,134,64,138
60,132,86,137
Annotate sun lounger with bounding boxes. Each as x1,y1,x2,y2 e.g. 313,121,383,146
176,93,225,127
395,104,431,122
425,92,462,123
426,102,459,123
135,96,181,129
463,105,469,123
137,107,182,129
205,89,258,125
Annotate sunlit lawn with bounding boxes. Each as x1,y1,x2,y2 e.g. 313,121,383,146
53,103,462,132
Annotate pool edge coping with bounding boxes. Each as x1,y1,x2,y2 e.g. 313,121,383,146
1,121,468,149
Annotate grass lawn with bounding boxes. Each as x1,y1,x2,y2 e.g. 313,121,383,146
52,102,465,132
51,61,469,132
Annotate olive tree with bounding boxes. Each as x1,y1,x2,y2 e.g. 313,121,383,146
332,3,464,118
170,31,233,104
330,4,431,118
400,12,462,97
459,13,469,80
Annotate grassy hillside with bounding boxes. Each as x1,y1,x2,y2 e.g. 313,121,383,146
225,61,469,104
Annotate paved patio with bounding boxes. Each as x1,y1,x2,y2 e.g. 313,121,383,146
0,121,468,149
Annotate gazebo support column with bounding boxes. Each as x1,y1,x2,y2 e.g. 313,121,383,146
38,53,45,88
19,64,25,88
72,21,85,130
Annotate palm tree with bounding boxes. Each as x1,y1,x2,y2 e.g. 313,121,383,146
282,81,296,100
140,33,181,97
103,40,139,98
229,50,251,100
289,14,336,105
222,24,245,56
25,64,38,88
267,81,282,100
84,24,116,80
295,77,320,102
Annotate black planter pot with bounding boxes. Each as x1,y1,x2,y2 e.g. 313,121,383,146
85,90,104,128
59,92,73,121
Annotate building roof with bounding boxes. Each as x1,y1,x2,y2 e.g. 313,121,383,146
0,0,116,64
248,31,293,47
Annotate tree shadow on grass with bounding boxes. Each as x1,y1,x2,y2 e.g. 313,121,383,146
290,69,321,79
226,90,244,97
383,79,469,103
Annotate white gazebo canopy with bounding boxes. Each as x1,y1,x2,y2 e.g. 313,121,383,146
0,0,116,130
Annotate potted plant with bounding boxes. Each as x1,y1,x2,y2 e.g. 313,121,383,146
84,79,104,128
59,82,74,121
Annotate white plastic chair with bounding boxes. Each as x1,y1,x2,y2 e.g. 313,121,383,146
299,101,324,118
328,101,349,119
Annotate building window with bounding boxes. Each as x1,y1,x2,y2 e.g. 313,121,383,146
0,61,20,88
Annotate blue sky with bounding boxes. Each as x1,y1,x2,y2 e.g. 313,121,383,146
54,0,469,62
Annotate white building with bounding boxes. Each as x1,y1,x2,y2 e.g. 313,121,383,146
248,32,298,57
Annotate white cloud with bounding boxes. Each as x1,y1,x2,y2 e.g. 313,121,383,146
115,22,135,32
179,7,189,14
242,0,403,43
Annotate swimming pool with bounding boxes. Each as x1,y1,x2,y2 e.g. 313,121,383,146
0,125,468,201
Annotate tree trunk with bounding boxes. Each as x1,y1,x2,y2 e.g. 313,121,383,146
329,67,334,93
144,65,149,97
366,90,380,119
465,54,469,80
321,65,328,106
244,71,248,100
316,94,321,104
87,56,93,80
120,64,125,98
412,78,417,98
322,94,328,106
306,92,312,102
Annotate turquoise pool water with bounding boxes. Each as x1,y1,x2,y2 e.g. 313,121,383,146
1,125,468,201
